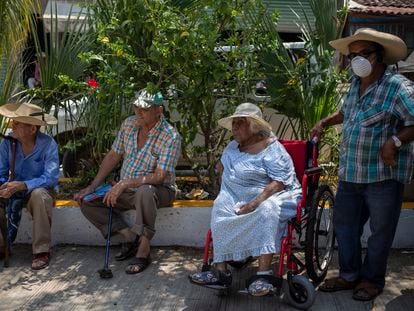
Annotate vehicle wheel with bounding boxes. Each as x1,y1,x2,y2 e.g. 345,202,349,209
282,275,315,310
305,185,335,283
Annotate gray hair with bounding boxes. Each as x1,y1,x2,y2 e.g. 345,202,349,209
248,118,272,138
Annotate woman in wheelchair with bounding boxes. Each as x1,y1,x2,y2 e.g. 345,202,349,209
189,103,301,296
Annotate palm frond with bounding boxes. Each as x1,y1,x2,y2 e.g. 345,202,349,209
29,3,94,112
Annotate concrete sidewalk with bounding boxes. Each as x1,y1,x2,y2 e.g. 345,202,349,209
0,245,413,311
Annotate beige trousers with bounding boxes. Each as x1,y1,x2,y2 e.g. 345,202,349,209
81,184,175,240
0,188,54,254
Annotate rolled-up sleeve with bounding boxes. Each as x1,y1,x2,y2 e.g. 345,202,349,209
396,83,414,126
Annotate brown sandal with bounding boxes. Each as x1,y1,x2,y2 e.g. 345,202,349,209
352,281,383,301
125,256,151,274
32,252,50,270
319,276,360,292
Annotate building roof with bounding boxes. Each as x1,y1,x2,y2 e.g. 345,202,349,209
349,0,414,15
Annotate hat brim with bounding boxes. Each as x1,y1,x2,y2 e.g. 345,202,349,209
218,114,272,132
0,103,57,126
329,29,407,65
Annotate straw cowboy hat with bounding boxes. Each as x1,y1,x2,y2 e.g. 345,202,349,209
329,28,407,65
0,102,57,126
218,102,272,132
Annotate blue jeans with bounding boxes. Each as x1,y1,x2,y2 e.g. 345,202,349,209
334,180,404,289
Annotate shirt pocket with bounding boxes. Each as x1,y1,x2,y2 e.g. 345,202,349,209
23,158,44,179
359,106,388,127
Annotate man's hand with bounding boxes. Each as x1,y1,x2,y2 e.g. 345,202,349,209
236,201,259,215
309,120,325,141
103,181,127,207
0,181,26,198
380,139,398,166
73,185,95,203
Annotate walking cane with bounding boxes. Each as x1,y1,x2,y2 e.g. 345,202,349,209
0,133,17,268
98,204,113,279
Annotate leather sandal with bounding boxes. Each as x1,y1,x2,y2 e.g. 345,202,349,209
125,256,151,274
115,236,140,261
319,276,359,292
352,281,383,301
32,252,50,270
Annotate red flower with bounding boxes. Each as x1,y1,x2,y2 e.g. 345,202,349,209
87,79,99,89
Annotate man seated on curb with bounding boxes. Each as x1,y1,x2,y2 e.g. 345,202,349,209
0,102,59,270
74,89,181,274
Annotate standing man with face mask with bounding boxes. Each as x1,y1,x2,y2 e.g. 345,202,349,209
310,28,414,301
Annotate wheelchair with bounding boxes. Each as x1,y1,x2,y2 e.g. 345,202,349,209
196,140,335,310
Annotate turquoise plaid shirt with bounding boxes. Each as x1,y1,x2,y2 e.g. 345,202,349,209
339,69,414,184
112,116,181,187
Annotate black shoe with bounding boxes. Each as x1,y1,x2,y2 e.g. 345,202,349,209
115,236,140,261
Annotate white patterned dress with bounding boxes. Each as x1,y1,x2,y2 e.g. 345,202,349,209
212,139,302,263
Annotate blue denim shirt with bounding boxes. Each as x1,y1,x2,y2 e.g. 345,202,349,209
0,132,59,191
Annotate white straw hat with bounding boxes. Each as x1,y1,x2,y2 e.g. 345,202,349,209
329,28,407,65
218,103,272,132
0,102,57,126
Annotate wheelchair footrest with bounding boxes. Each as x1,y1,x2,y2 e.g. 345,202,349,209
238,286,280,297
245,274,283,289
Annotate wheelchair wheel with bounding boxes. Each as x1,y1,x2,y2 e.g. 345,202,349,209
282,275,315,310
305,185,335,283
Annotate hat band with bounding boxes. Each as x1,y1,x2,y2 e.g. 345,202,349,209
29,111,45,122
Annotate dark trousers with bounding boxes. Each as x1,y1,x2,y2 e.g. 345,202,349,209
334,180,404,288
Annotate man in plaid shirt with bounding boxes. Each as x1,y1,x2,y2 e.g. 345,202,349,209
311,29,414,301
75,89,181,274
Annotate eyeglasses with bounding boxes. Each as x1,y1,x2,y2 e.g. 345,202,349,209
347,49,377,60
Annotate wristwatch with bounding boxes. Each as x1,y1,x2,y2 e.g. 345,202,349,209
391,135,402,148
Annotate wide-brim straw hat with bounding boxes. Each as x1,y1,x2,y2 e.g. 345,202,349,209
0,102,57,126
329,28,407,65
218,102,272,132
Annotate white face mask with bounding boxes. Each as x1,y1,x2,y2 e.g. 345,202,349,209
351,56,372,78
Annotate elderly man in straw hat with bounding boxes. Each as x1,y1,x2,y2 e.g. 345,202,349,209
0,102,59,270
311,28,414,301
74,89,181,275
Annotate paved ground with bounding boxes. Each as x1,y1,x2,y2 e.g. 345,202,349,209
0,245,413,311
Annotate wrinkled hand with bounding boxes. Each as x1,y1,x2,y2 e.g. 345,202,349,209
380,139,398,166
309,121,325,141
73,185,95,203
103,181,126,207
236,201,259,215
0,181,26,198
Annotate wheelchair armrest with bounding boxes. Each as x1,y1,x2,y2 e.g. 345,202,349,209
304,167,323,176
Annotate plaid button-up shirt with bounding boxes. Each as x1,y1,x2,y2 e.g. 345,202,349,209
112,116,181,187
339,70,414,184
